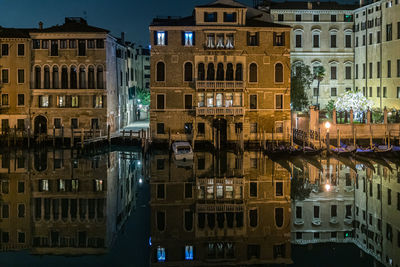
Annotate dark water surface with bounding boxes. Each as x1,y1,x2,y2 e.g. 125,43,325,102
0,147,395,266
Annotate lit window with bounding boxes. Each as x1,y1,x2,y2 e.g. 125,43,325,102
185,245,194,260
41,180,49,191
94,95,103,108
157,32,166,46
95,179,103,191
39,95,49,107
59,179,66,191
184,32,193,46
157,246,166,262
71,96,79,108
57,96,65,107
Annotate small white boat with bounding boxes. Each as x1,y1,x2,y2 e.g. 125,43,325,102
172,141,193,161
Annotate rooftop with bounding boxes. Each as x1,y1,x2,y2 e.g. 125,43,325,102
31,17,109,33
196,0,247,8
270,1,358,10
0,27,30,38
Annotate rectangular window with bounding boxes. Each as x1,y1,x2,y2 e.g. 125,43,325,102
2,204,9,218
157,184,165,199
250,182,257,197
93,95,103,108
183,32,194,46
314,206,320,218
197,123,205,135
363,35,366,45
51,40,58,56
377,31,381,43
388,188,392,205
369,62,373,78
60,39,67,49
331,205,337,217
157,94,165,109
363,63,366,78
331,66,337,80
377,61,381,78
96,39,105,49
87,39,95,49
356,64,358,79
331,34,337,48
369,87,373,97
1,69,9,84
331,15,336,22
398,87,400,98
157,123,164,134
296,206,302,219
204,12,217,22
275,121,283,133
184,95,192,109
313,34,319,48
224,12,237,22
71,118,78,129
345,66,351,79
18,204,25,218
275,182,283,196
377,87,381,97
54,118,61,129
33,40,40,49
17,94,24,106
250,95,257,109
18,181,25,193
69,39,76,48
313,87,319,97
383,87,387,98
296,14,301,21
313,15,319,22
388,60,392,77
1,44,9,56
42,40,49,49
250,123,257,134
247,32,259,46
345,34,352,48
2,94,9,106
387,23,393,41
71,96,79,107
17,69,24,83
91,118,99,129
397,59,400,77
398,21,400,39
17,44,24,56
295,34,302,48
278,14,284,21
78,40,86,56
275,94,283,109
369,33,373,45
273,32,285,46
331,88,337,96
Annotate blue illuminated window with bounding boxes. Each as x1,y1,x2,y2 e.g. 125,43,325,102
157,247,166,262
185,245,193,260
156,32,166,46
204,12,217,22
185,32,193,46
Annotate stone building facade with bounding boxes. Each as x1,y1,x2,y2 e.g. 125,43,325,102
149,0,291,146
150,150,292,265
269,1,357,109
354,0,400,110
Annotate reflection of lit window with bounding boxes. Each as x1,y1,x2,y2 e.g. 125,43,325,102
216,34,224,48
233,93,242,107
72,179,79,191
197,93,205,107
216,93,223,107
71,96,79,107
41,180,49,191
94,95,103,108
157,32,166,46
95,179,103,191
225,185,233,199
198,186,205,199
217,185,223,198
157,246,166,262
57,96,65,107
207,185,214,199
39,95,49,107
225,93,233,107
226,34,234,49
59,179,65,191
185,245,194,260
207,93,213,107
184,32,193,46
206,34,215,48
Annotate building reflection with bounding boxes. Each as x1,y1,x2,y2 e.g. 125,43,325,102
289,155,400,267
149,150,292,265
0,149,140,255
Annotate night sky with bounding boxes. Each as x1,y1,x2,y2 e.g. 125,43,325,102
0,0,356,46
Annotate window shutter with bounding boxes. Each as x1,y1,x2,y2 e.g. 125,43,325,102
48,95,52,107
154,31,158,45
256,32,259,45
181,31,185,46
192,32,196,46
247,32,250,46
165,31,168,45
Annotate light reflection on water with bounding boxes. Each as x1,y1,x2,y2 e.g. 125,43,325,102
0,148,397,266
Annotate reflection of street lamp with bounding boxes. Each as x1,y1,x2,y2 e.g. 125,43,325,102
325,183,331,191
325,121,331,153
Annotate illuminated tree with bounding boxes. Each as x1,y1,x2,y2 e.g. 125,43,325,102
335,90,373,121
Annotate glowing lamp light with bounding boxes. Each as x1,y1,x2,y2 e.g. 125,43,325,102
324,121,331,130
139,178,143,184
325,184,331,191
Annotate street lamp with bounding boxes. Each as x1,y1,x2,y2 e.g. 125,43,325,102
325,121,331,152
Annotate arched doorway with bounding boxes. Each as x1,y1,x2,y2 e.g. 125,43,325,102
34,115,47,136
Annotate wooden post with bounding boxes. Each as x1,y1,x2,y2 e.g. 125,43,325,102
61,125,64,147
27,126,30,149
130,130,133,141
369,125,373,147
81,128,84,150
388,131,391,147
337,128,340,147
107,124,111,146
353,128,356,147
13,125,16,146
122,129,126,143
71,126,74,148
53,126,56,147
272,128,274,150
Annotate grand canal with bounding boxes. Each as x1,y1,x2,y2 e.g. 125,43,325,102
0,147,396,266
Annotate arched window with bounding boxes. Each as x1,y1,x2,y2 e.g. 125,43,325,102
275,63,283,83
226,63,234,81
97,66,104,89
35,66,41,89
70,66,77,89
184,62,193,82
249,63,257,82
197,63,205,81
216,63,224,81
156,62,165,82
235,63,243,81
44,66,50,89
275,208,284,227
52,66,59,89
61,66,68,89
88,66,95,88
207,63,215,81
79,66,86,89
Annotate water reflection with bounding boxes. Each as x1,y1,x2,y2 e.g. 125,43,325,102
0,149,141,255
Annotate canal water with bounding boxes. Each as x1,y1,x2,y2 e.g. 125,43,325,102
0,147,395,266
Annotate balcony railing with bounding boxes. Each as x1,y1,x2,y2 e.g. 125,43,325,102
196,81,244,90
196,107,244,116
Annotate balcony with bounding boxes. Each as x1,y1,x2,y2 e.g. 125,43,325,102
196,81,244,90
196,107,244,116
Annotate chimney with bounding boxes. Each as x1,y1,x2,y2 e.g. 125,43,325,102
39,21,43,30
307,2,312,9
121,32,125,44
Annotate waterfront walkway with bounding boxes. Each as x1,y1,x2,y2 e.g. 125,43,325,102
123,120,149,131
